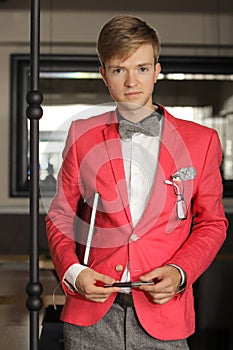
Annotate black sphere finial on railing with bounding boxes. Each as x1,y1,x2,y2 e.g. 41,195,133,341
26,90,43,120
26,281,43,311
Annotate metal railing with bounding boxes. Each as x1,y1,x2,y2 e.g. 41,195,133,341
25,1,43,349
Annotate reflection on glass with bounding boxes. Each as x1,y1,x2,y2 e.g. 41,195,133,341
37,103,116,195
166,107,233,180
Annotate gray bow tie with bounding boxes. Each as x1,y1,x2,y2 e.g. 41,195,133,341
118,116,160,139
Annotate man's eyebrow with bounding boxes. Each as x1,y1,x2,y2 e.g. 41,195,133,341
138,62,153,67
107,64,123,69
107,62,153,69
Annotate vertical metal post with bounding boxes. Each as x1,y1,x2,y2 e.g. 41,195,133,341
26,1,43,349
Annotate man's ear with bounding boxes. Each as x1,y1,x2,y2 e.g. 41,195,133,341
154,63,161,83
99,66,108,86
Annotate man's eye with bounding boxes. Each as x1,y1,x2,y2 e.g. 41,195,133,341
139,66,148,72
113,68,123,74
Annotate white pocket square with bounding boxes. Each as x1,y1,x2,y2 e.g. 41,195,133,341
172,166,196,181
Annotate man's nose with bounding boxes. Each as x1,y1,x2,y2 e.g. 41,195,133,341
124,71,138,87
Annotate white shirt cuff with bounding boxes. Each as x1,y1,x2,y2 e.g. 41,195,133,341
63,263,88,292
168,263,187,292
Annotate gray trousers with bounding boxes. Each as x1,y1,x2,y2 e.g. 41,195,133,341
63,303,190,350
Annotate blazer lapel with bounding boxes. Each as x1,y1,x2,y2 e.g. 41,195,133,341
133,111,179,235
102,112,132,225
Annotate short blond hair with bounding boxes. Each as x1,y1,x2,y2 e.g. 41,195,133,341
97,15,160,67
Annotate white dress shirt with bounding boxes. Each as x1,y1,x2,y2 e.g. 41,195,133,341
114,133,161,290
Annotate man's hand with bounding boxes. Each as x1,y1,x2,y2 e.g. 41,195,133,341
138,265,182,304
75,268,121,303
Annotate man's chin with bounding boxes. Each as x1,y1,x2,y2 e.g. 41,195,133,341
117,102,142,111
116,102,154,121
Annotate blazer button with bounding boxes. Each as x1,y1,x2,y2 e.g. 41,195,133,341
115,264,123,272
130,233,138,241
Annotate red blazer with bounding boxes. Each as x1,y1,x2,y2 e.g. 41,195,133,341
46,106,227,340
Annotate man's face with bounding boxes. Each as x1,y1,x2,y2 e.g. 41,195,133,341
100,44,161,114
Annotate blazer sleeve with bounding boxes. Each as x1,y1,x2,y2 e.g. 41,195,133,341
168,130,228,286
46,121,82,294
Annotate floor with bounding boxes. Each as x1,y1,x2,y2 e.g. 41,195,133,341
0,255,64,350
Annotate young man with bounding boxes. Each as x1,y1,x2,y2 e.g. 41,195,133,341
46,16,228,349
